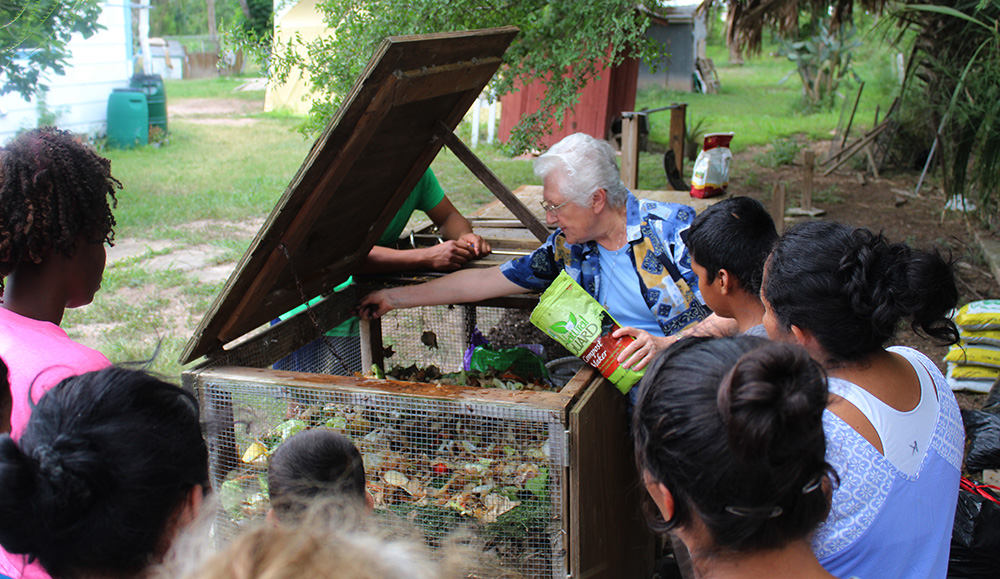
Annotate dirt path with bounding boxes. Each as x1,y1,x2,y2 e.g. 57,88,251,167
170,97,263,119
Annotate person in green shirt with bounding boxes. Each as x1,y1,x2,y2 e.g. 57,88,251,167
276,168,490,374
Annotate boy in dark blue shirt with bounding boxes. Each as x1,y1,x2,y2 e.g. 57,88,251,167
685,197,778,337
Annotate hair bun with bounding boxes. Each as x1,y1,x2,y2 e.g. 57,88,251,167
838,228,959,346
31,441,94,510
839,229,905,336
718,343,827,463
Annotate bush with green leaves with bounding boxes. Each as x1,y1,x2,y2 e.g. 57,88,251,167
260,0,659,153
778,21,862,109
0,0,104,99
754,138,801,167
222,0,274,65
891,1,1000,225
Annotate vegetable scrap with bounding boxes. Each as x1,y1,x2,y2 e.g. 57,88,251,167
220,401,553,533
366,363,559,392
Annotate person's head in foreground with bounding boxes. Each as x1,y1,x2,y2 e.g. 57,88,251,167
761,221,959,365
178,523,444,579
685,196,777,333
0,127,119,314
0,367,208,579
633,337,837,579
267,428,372,524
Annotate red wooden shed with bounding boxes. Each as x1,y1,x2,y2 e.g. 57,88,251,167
499,57,640,148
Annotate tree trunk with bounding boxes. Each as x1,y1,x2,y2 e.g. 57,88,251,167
207,0,217,41
237,0,251,19
728,41,744,65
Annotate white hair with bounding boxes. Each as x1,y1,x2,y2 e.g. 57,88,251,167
533,133,629,208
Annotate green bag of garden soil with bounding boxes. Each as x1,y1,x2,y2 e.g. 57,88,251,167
529,270,644,394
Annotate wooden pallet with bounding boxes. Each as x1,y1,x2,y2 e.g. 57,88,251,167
695,58,720,94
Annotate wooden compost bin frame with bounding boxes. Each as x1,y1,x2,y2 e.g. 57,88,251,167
183,285,655,579
181,27,654,578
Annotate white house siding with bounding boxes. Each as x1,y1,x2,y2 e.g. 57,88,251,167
0,1,132,143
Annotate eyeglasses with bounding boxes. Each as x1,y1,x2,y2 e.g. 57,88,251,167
540,199,571,215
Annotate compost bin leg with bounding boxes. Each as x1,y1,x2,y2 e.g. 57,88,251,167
360,317,384,372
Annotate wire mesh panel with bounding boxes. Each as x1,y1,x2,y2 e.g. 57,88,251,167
223,300,570,383
197,372,569,579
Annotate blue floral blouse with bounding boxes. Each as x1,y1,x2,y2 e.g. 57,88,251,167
499,192,710,336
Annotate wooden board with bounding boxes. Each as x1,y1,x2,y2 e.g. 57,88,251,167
470,185,723,220
569,378,656,578
181,27,519,364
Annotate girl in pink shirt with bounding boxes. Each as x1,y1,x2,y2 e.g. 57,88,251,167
0,127,120,578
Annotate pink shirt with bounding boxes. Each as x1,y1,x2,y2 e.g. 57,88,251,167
0,306,110,579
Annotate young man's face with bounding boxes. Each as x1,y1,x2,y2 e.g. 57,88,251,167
690,256,730,318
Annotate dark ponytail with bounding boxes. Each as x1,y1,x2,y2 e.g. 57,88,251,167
764,222,958,363
633,337,833,553
0,367,208,578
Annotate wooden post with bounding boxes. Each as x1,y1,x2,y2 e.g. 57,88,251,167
621,114,640,190
470,95,481,148
787,151,824,218
865,145,880,180
802,150,815,211
669,104,686,176
359,317,384,372
434,122,549,242
772,182,786,234
463,305,477,356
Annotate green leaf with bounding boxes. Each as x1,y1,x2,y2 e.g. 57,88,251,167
898,5,993,33
276,419,307,441
526,467,549,497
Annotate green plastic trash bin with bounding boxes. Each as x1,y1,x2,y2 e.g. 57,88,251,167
106,89,148,149
130,74,167,135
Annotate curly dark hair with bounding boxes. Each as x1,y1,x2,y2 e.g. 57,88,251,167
0,127,120,295
763,221,959,364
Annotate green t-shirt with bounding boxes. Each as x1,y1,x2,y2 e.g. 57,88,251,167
377,168,446,245
282,168,446,336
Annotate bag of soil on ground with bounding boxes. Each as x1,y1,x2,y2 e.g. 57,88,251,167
529,271,644,394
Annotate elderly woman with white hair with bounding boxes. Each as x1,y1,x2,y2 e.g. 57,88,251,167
360,133,728,370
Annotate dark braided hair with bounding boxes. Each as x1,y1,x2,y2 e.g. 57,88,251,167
763,221,959,364
0,127,120,295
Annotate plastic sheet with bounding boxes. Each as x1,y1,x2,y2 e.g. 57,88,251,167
949,479,1000,578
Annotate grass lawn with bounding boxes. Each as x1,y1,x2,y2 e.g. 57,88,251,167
639,34,902,153
163,77,266,101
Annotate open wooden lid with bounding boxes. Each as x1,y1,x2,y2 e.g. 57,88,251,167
181,27,519,364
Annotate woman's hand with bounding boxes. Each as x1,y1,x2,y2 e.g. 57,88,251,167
357,289,397,319
612,326,676,371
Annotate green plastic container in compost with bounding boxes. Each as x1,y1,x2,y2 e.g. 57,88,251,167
130,74,167,135
106,89,148,149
